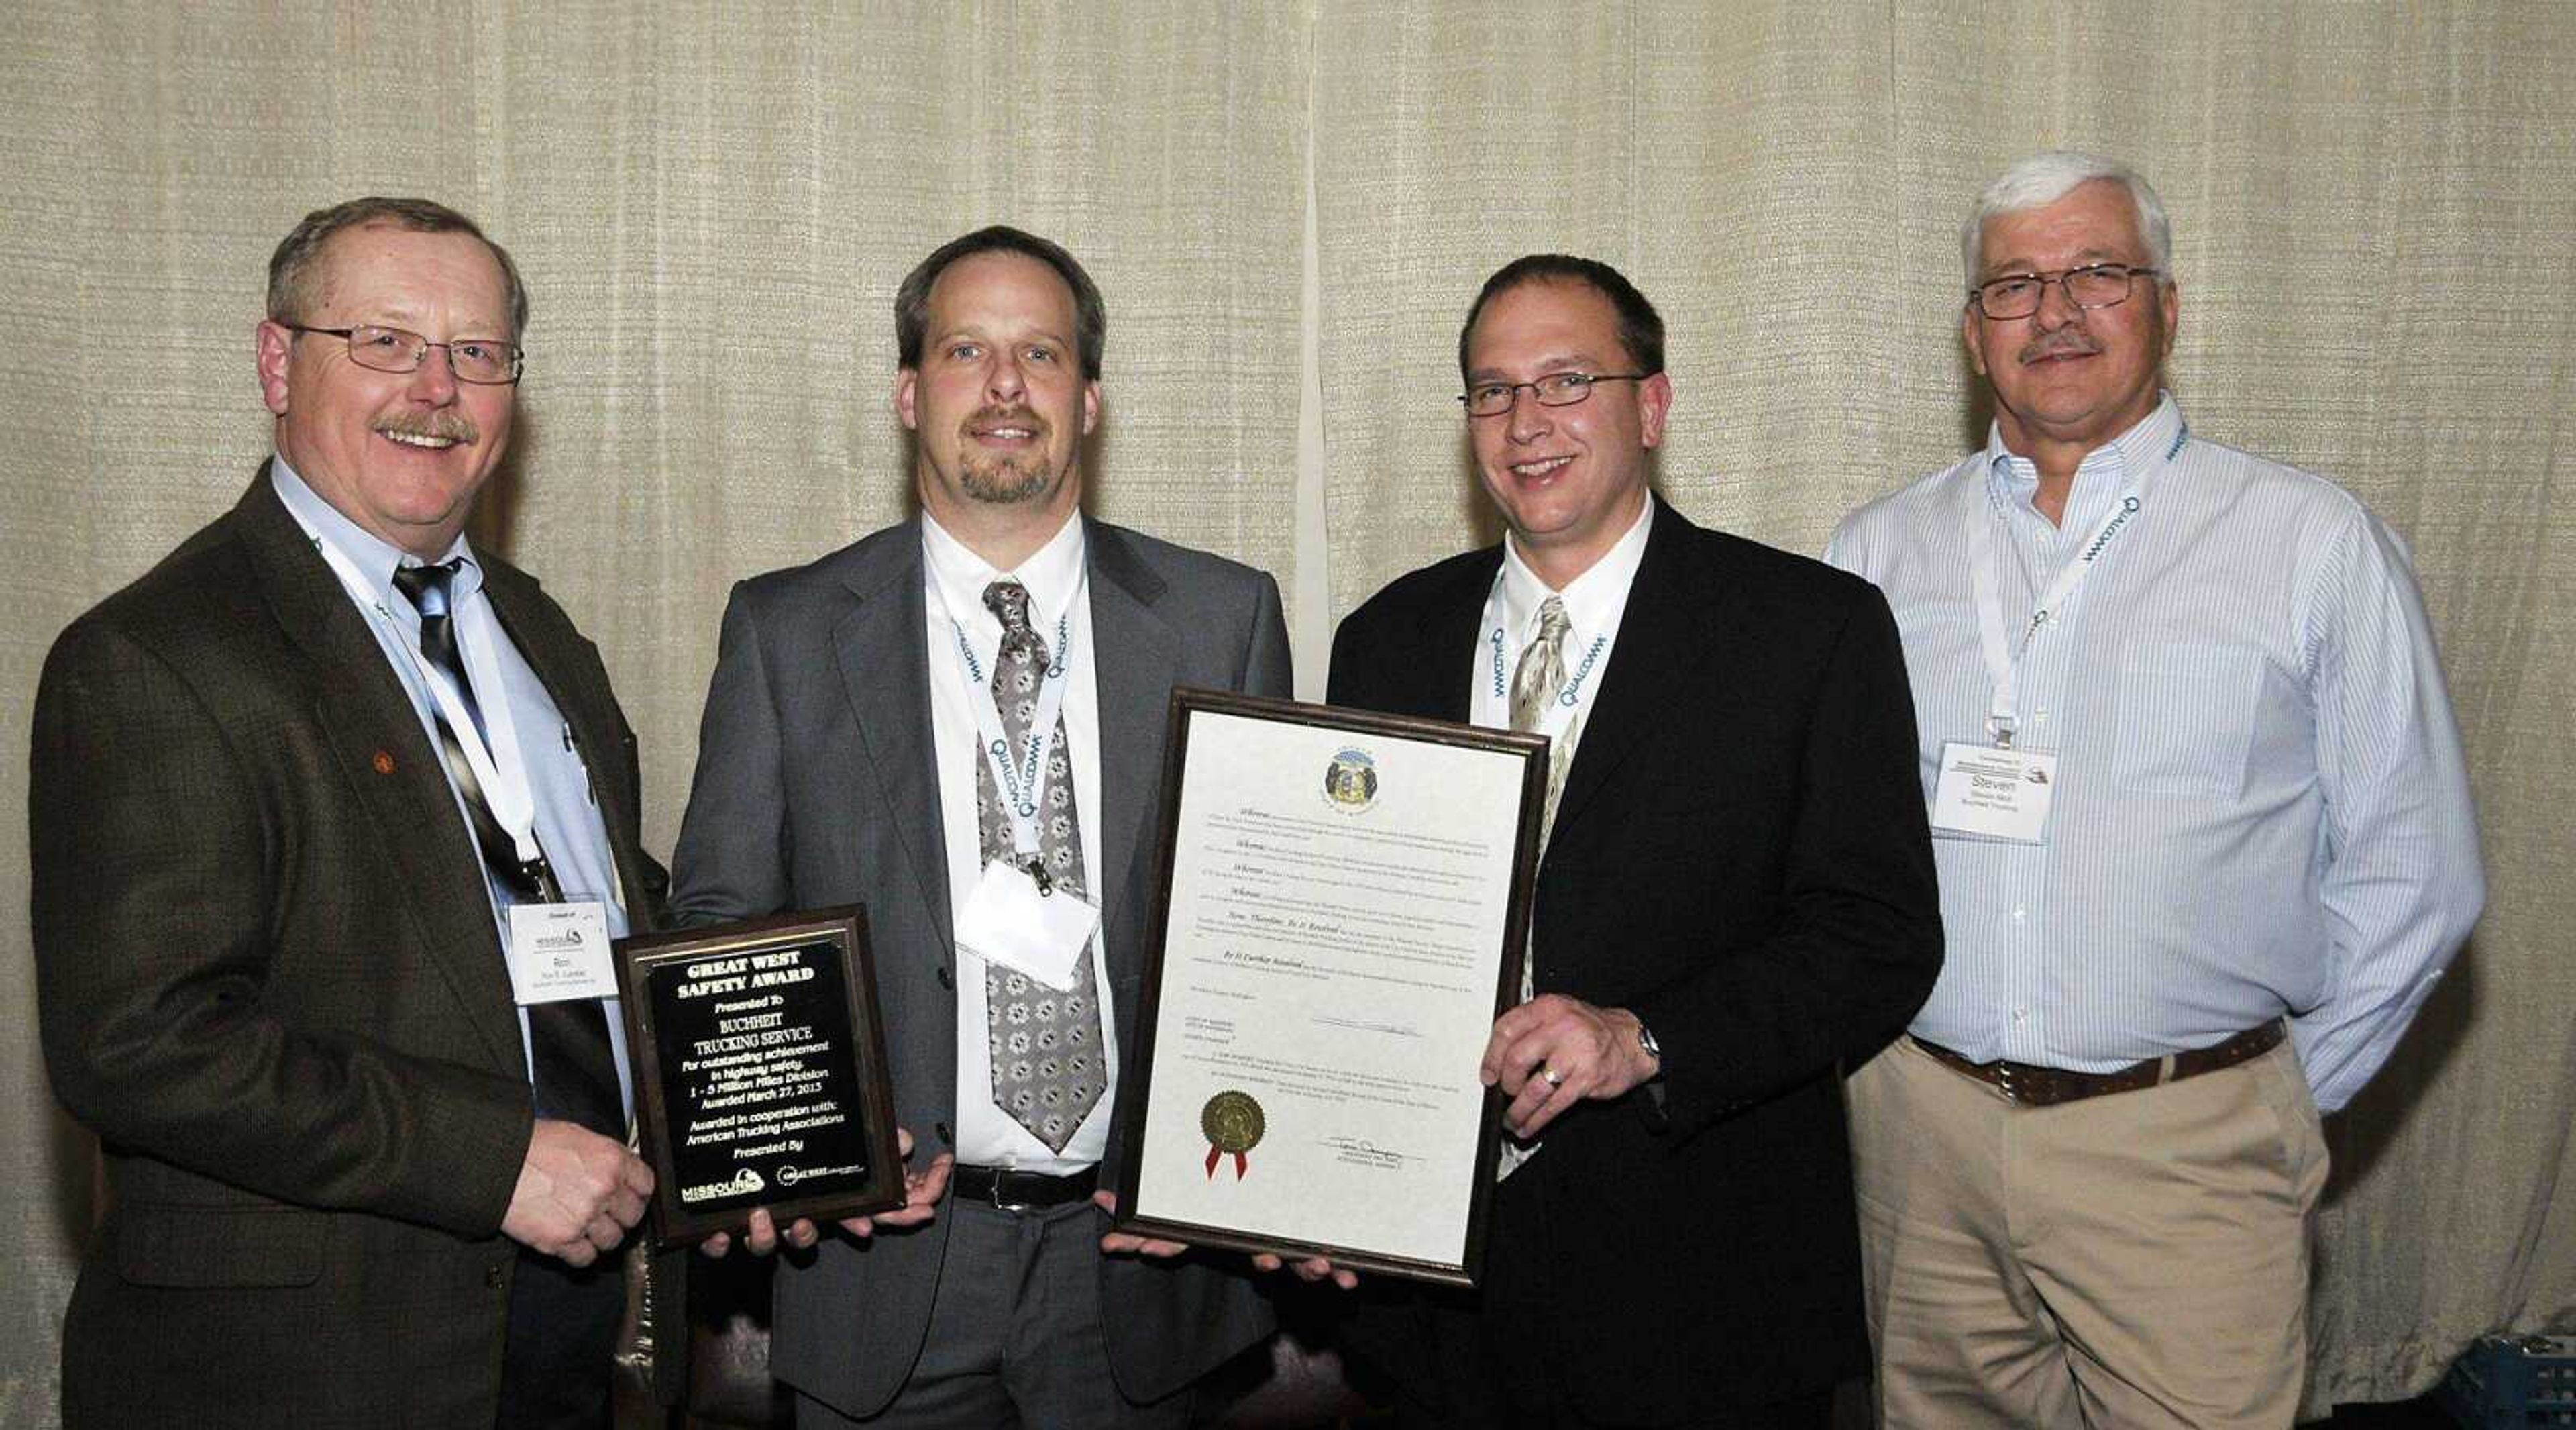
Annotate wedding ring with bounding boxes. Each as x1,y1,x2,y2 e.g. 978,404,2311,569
1540,1066,1564,1088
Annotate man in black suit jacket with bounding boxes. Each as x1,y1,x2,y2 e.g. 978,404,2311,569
33,198,663,1428
1322,256,1941,1427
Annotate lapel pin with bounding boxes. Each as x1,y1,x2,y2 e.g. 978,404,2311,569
372,750,396,775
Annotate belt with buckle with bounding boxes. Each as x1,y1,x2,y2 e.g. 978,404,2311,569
1911,1020,2286,1107
950,1163,1099,1213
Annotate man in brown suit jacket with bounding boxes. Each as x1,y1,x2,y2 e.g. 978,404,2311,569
32,197,664,1428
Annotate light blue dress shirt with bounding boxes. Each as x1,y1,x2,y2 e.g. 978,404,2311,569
1825,396,2483,1111
271,458,637,1121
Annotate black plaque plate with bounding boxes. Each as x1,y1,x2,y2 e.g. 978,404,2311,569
615,907,904,1245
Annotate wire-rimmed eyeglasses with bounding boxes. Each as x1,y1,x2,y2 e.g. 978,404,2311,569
286,323,525,385
1459,371,1652,417
1966,264,2161,321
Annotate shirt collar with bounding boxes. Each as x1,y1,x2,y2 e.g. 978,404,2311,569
1983,391,2185,527
270,453,480,601
1499,493,1653,648
922,508,1087,635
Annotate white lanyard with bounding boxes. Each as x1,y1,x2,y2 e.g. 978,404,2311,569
1965,468,2145,748
303,531,545,864
1481,578,1607,742
934,572,1082,862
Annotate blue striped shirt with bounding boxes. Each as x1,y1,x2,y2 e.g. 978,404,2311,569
1825,396,2483,1111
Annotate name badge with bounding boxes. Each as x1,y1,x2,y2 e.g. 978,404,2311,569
1930,741,2059,844
956,859,1099,992
505,900,619,1004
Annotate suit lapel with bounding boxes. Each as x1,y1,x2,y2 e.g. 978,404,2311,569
1368,551,1492,724
1085,524,1181,965
480,560,659,929
831,526,954,951
1417,562,1491,725
233,470,527,1075
1548,501,1705,839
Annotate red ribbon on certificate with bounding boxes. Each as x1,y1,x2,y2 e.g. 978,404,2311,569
1199,1090,1262,1182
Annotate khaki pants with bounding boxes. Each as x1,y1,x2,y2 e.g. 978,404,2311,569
1848,1035,2328,1429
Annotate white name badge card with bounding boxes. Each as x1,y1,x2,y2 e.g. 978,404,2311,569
955,860,1099,991
505,900,619,1003
1931,742,2059,844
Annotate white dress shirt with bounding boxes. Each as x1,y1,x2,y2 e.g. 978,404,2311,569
922,511,1116,1173
1468,495,1654,742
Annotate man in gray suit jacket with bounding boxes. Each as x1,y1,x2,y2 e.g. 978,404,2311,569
672,227,1285,1427
34,197,663,1428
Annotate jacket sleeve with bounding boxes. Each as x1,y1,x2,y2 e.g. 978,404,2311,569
32,618,531,1235
1621,583,1945,1137
1239,570,1293,700
667,582,798,927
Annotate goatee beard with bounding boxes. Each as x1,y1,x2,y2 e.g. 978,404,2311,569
961,457,1051,505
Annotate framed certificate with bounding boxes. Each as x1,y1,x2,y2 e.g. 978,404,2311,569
1110,689,1546,1286
614,907,905,1246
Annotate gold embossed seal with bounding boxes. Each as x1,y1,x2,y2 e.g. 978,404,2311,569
1200,1090,1264,1180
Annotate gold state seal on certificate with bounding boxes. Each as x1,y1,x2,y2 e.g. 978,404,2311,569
1201,1090,1265,1180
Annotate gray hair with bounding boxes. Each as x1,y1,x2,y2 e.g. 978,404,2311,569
1962,151,2172,285
268,197,529,340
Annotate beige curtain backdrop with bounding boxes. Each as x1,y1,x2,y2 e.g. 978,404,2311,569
3,1,2567,1421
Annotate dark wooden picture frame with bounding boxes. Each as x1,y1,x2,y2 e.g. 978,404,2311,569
615,906,905,1246
1111,688,1546,1286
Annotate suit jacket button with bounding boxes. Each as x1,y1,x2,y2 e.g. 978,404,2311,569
936,965,954,990
486,1262,507,1290
934,1121,953,1145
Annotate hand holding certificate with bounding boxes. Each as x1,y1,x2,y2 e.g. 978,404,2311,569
1112,691,1545,1286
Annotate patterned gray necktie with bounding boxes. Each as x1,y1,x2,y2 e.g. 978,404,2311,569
1499,594,1574,1180
975,579,1105,1153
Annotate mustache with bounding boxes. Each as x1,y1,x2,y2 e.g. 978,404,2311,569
374,411,480,444
964,405,1049,438
2017,332,2100,364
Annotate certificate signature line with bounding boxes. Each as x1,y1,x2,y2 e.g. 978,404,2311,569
1195,918,1481,974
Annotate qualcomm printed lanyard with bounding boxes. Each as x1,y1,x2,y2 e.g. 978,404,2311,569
1963,428,2181,747
303,527,547,866
935,571,1083,871
1480,575,1609,742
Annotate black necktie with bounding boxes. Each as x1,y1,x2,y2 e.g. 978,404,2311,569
393,561,623,1137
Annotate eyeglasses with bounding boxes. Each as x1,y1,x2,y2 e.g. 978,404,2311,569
1458,371,1650,418
1967,263,2161,321
286,324,525,385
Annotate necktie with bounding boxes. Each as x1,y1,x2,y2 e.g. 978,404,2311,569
1499,595,1575,1181
392,561,624,1139
975,580,1106,1153
1510,595,1575,833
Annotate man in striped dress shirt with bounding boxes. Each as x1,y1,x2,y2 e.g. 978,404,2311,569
1826,152,2484,1427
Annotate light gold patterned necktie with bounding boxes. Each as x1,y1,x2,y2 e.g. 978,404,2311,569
1499,595,1573,1180
1510,595,1574,848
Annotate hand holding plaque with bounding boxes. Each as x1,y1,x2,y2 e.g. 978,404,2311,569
614,907,906,1246
702,1127,953,1256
